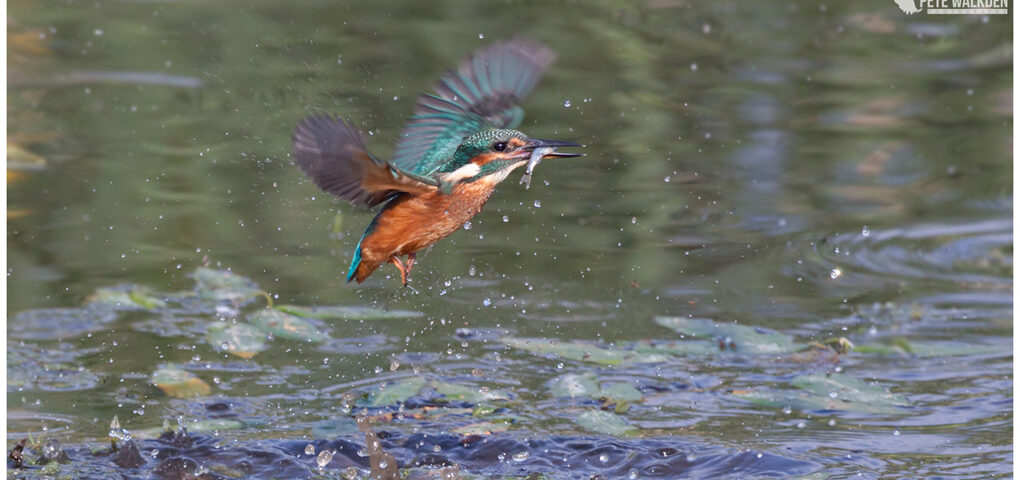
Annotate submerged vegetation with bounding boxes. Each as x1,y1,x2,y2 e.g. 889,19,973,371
7,263,1010,477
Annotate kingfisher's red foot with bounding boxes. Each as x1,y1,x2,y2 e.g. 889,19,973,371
390,257,409,286
406,253,416,278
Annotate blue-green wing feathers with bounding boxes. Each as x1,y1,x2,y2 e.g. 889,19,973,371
391,38,556,175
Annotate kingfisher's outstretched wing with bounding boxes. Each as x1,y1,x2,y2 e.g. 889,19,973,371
292,115,440,208
390,38,556,176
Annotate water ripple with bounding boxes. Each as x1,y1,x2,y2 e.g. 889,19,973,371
787,217,1011,291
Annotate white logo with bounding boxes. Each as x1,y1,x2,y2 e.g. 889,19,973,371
894,0,1009,14
895,0,923,13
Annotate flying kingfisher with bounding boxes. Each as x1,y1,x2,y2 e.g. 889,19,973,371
292,38,582,286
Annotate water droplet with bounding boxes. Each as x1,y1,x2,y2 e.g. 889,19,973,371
94,29,104,36
304,444,315,455
830,268,842,279
893,429,901,436
796,421,807,429
483,298,492,307
389,360,400,371
861,226,870,237
756,452,763,459
686,453,697,462
336,54,342,65
828,391,838,399
316,449,335,468
433,444,442,452
782,406,792,415
502,215,509,223
463,221,472,230
109,416,133,441
533,200,542,208
512,451,529,462
599,453,610,463
478,33,484,39
690,63,698,71
563,99,571,108
41,439,62,459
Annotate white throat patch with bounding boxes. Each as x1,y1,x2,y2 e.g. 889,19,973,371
438,163,481,184
483,160,527,184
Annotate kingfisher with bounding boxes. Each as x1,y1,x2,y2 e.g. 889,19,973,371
292,38,582,286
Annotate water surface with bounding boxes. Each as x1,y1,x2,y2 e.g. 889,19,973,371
7,0,1012,478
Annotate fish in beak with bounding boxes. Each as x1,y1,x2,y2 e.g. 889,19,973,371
518,138,583,189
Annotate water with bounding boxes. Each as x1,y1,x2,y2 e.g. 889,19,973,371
7,1,1012,478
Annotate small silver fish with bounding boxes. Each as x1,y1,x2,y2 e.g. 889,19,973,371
519,146,555,190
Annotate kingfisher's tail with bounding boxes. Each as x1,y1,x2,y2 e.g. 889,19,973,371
345,243,363,283
345,200,392,283
346,247,383,283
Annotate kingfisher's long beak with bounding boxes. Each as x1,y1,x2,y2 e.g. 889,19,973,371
522,138,585,159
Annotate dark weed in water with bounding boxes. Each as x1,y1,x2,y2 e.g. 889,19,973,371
8,421,820,479
8,440,26,470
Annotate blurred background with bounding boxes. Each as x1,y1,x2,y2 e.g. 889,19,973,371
7,0,1012,478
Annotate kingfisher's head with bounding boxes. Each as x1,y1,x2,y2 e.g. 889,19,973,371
439,129,581,184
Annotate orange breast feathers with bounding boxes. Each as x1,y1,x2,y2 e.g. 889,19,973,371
355,179,500,274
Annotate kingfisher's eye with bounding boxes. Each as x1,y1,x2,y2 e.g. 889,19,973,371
492,142,507,152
